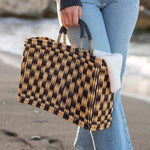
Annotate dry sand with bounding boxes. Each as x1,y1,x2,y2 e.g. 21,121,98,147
0,53,150,150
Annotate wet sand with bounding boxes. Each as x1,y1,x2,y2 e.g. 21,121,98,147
0,52,150,150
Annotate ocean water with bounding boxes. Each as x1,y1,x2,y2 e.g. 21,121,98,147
0,17,60,55
0,17,150,100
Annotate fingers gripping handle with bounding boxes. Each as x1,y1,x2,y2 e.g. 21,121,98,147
56,18,93,55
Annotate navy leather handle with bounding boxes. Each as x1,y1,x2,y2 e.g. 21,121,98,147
78,18,92,40
56,18,93,54
78,19,93,54
59,26,67,34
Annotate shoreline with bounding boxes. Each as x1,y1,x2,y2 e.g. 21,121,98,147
0,50,150,102
0,50,22,69
120,91,150,103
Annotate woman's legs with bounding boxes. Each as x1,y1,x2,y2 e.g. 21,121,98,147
56,0,140,149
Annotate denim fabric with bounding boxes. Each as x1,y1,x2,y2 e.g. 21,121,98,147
56,0,140,149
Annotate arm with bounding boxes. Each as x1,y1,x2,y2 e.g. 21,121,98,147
60,0,82,29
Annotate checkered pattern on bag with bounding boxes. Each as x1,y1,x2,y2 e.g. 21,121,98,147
17,37,115,131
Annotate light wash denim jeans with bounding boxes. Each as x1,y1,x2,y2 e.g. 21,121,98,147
56,0,140,149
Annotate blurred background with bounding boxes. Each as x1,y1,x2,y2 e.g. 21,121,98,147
0,0,150,150
0,0,150,99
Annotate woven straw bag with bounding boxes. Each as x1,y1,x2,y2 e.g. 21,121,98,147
17,19,115,131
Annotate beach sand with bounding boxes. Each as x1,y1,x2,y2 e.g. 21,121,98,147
0,52,150,150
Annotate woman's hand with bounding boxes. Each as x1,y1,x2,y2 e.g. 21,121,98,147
60,6,82,29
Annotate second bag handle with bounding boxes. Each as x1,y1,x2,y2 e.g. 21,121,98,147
56,18,93,55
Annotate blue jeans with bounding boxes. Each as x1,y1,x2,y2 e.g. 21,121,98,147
57,0,140,149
